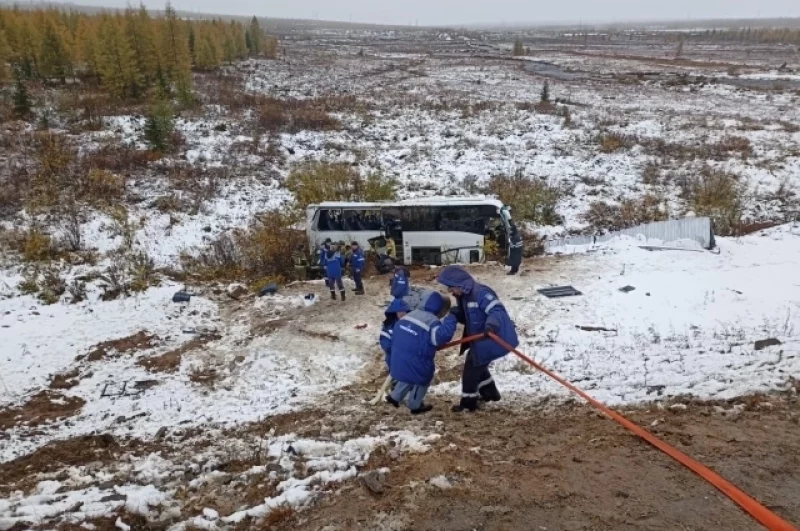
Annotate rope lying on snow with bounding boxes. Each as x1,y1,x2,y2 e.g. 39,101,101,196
434,332,797,531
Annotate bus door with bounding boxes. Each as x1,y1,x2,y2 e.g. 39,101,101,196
380,207,404,264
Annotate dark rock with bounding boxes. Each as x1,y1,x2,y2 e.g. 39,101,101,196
360,470,386,495
755,338,781,351
155,427,168,441
172,291,192,303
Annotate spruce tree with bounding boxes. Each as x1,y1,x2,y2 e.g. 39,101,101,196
39,20,70,84
125,4,158,91
161,3,193,105
96,14,141,99
0,29,10,82
143,99,175,152
540,80,550,104
13,69,33,118
247,16,262,56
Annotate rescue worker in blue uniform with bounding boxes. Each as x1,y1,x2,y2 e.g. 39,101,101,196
508,222,523,275
390,266,410,299
318,238,332,286
350,241,366,295
323,244,346,301
380,298,410,382
437,265,519,412
386,292,458,414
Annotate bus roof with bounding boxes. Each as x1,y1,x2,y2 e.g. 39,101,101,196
310,196,506,210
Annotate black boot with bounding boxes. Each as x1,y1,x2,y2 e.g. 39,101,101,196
355,289,365,296
340,290,346,301
479,381,501,402
330,290,336,300
385,395,399,408
451,396,479,413
411,404,433,415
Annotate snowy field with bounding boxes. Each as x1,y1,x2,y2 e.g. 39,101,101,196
2,28,800,530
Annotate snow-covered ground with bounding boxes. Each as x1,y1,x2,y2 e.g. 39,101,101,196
439,223,800,405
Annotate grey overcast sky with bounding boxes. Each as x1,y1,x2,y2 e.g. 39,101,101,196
73,0,800,26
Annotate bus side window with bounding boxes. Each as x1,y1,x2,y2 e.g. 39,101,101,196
318,210,332,231
402,207,437,232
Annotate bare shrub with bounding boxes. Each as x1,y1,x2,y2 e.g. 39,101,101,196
85,143,159,173
596,133,638,153
257,97,342,133
286,162,397,211
641,162,661,186
487,171,564,225
58,203,83,253
84,169,126,207
68,280,87,304
709,136,752,160
639,136,751,161
21,228,56,262
98,248,160,300
23,265,67,305
184,211,304,281
28,132,76,210
582,195,667,232
681,168,745,236
128,250,159,293
98,253,130,301
108,207,136,251
166,164,224,213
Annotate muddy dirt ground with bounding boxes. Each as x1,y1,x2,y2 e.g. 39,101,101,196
272,392,800,531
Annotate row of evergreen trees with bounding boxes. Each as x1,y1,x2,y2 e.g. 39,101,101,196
0,4,277,102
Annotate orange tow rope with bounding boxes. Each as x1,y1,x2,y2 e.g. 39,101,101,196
438,332,797,531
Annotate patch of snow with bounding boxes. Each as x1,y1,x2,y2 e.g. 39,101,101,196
429,475,452,490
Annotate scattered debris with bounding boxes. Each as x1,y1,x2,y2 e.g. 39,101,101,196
576,325,618,333
429,475,452,490
297,329,340,341
259,283,279,297
101,381,151,398
639,245,703,252
537,286,582,298
172,291,192,303
226,283,248,300
619,285,636,293
355,323,368,330
755,338,782,351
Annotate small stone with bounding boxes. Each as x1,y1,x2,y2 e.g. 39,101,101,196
227,283,248,300
480,505,511,515
155,427,168,441
360,470,386,495
202,508,219,520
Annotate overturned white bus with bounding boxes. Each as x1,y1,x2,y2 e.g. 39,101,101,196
306,197,514,266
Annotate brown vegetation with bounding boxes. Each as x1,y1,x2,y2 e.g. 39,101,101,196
0,391,85,430
83,331,158,362
582,195,667,232
137,333,221,373
487,171,564,226
286,162,397,211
